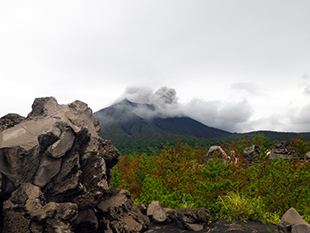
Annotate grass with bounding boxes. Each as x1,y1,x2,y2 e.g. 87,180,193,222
217,192,281,225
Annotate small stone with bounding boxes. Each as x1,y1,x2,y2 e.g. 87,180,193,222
147,201,161,217
152,206,167,224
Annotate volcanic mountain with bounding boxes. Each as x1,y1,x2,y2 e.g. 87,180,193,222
93,99,231,142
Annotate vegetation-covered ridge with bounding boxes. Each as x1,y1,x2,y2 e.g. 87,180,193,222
110,134,310,225
110,136,224,155
101,129,310,156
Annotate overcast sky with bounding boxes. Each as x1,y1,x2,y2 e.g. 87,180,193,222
1,1,310,133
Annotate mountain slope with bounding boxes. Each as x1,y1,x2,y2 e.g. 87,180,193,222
224,130,310,142
151,117,230,139
93,99,310,155
93,99,231,142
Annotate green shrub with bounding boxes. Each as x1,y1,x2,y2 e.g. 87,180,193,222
110,136,310,224
218,192,280,224
245,158,310,217
194,158,233,217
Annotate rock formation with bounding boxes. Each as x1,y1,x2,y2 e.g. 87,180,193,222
241,141,298,162
270,141,297,160
241,145,260,162
174,208,211,231
146,202,211,232
275,207,310,233
205,146,229,162
0,97,150,232
146,201,174,225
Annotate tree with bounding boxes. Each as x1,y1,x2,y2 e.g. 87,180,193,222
289,134,310,158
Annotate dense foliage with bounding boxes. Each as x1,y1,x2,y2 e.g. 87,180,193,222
109,134,310,224
105,130,310,156
112,136,223,155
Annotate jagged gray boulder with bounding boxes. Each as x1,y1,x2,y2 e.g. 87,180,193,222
241,145,260,162
0,97,144,232
270,141,297,160
276,207,310,233
97,188,150,232
0,97,117,200
3,183,78,233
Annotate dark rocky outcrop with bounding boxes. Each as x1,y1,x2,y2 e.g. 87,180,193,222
146,201,211,232
0,97,149,232
0,114,25,132
241,145,260,162
206,141,301,164
3,183,78,233
242,141,298,162
97,188,150,232
174,208,211,231
146,208,310,233
270,141,297,160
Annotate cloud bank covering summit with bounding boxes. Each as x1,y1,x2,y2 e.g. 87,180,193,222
1,1,310,132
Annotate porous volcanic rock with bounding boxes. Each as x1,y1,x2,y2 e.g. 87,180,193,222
241,145,260,162
3,183,78,233
270,141,297,160
0,113,25,132
97,188,150,232
0,97,149,232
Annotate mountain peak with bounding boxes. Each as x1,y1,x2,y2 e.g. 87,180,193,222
112,98,156,111
113,98,135,107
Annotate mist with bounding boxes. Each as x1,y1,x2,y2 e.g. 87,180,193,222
112,86,182,121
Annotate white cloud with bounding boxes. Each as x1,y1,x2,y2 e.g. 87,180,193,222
231,82,261,96
113,86,253,132
288,104,310,131
181,98,253,132
1,1,310,133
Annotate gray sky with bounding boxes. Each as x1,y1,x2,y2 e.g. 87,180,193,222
1,1,310,133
